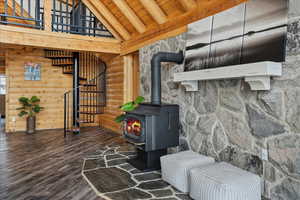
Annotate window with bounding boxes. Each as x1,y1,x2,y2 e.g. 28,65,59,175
0,76,6,95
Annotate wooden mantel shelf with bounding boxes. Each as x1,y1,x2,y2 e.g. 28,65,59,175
173,62,282,91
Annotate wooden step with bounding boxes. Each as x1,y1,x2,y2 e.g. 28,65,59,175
52,63,74,66
80,91,104,93
45,55,73,59
80,83,97,87
80,104,105,107
80,111,104,115
77,120,94,124
63,70,73,74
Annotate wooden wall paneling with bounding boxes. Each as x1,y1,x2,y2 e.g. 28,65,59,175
44,0,53,31
0,50,5,72
112,0,146,33
0,67,5,74
5,48,73,132
139,0,167,24
98,56,124,133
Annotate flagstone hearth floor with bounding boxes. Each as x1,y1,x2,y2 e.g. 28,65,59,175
82,144,192,200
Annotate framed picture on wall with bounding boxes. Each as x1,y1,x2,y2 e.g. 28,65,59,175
24,63,41,81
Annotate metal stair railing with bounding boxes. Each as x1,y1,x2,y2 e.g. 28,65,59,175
63,63,106,137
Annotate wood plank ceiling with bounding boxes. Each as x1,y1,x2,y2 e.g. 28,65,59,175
82,0,247,54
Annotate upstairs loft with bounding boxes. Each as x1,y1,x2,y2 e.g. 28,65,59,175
0,0,112,37
0,0,120,53
0,0,247,54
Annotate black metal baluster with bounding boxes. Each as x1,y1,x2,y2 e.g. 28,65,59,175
73,52,80,132
35,0,41,28
66,0,69,31
64,92,67,137
12,0,16,16
4,0,8,15
53,0,56,31
28,0,31,18
58,1,64,32
71,0,75,32
21,0,24,16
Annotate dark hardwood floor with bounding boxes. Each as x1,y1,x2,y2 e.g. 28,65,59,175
0,123,123,200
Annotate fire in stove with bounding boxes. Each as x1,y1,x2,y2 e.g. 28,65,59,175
125,118,142,137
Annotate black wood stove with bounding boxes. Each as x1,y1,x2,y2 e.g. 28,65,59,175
123,51,184,171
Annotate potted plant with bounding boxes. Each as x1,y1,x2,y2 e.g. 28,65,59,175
17,96,44,134
114,96,145,123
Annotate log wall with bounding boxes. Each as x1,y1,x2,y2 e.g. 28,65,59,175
5,48,73,132
98,56,124,133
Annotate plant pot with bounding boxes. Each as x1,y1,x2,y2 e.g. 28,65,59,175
26,116,36,134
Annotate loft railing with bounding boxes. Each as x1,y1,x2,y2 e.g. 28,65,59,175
52,0,112,37
0,0,113,37
0,0,43,29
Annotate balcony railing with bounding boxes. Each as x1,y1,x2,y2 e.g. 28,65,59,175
0,0,43,29
51,0,112,37
0,0,113,37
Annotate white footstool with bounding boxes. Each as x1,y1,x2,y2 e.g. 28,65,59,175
190,162,261,200
160,150,215,193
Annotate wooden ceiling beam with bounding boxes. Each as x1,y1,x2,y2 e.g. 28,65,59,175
112,0,146,33
88,0,131,40
82,0,123,40
0,25,121,54
178,0,197,11
139,0,167,24
121,0,247,55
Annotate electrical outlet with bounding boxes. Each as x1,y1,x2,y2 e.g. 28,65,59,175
12,117,16,122
261,148,268,161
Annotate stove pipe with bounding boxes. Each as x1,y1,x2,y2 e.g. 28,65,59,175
151,51,184,105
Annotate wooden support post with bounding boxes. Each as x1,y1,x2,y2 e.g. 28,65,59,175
44,0,52,31
123,54,134,103
132,52,140,99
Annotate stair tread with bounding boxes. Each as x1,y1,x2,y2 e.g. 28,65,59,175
46,56,73,59
52,63,74,66
80,111,103,114
77,120,94,123
81,90,104,93
80,104,105,107
80,83,96,86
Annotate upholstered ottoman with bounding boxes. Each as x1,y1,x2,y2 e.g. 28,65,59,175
189,162,261,200
160,150,215,193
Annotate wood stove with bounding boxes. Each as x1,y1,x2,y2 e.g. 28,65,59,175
124,51,184,171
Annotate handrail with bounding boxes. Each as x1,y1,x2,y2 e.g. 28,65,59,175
63,53,106,136
63,64,106,95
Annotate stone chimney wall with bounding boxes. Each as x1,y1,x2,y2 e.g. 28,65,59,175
139,1,300,199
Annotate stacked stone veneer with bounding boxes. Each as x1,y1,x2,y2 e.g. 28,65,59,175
139,1,300,199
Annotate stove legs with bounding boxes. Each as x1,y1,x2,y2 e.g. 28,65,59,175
127,148,167,172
